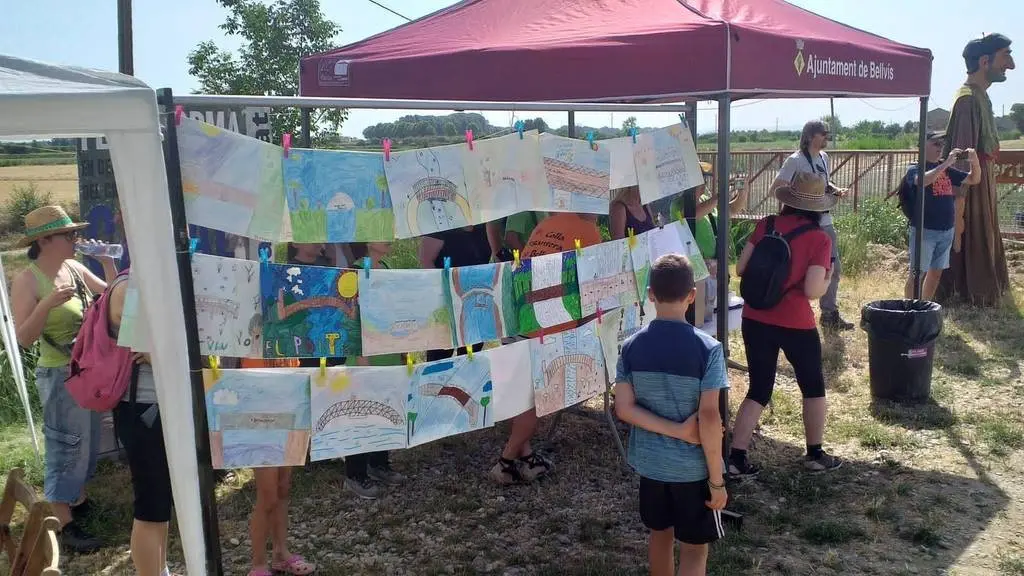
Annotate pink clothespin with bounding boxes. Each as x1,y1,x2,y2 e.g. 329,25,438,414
282,133,292,158
539,327,545,344
382,138,391,161
597,306,603,324
466,129,474,151
174,105,184,126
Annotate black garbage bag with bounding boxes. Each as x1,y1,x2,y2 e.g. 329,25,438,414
860,299,943,347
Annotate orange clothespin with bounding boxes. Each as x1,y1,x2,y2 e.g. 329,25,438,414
209,355,220,380
512,249,521,270
466,346,474,361
406,353,415,375
282,133,292,158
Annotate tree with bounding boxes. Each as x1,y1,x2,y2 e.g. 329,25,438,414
621,116,638,136
820,114,842,135
1011,103,1024,133
188,0,346,144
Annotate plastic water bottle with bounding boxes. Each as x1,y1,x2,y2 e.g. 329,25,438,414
75,242,124,259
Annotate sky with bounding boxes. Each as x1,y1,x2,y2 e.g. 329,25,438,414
1,0,1020,138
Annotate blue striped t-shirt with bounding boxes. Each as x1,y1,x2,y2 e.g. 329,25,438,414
616,319,729,482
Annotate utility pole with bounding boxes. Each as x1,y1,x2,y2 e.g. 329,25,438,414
118,0,133,75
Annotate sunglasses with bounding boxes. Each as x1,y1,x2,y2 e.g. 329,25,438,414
59,231,79,241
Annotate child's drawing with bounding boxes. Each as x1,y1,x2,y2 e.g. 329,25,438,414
597,308,626,382
488,339,534,422
448,262,515,346
309,366,408,461
116,273,151,353
385,144,473,238
645,221,710,281
530,318,606,417
204,368,310,469
604,136,639,189
282,149,394,243
177,118,284,240
465,131,551,222
359,269,453,355
634,123,704,205
539,133,610,214
628,231,651,302
191,254,262,358
576,238,638,316
407,354,493,447
260,263,361,358
510,251,582,335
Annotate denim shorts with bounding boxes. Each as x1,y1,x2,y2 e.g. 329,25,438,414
35,365,100,504
908,227,954,272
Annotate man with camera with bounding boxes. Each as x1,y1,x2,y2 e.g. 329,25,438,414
902,131,980,301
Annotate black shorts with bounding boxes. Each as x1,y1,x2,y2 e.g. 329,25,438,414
639,477,725,545
113,402,173,523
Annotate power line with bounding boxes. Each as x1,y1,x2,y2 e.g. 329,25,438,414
365,0,412,21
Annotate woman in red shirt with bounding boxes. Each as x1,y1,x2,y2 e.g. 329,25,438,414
729,174,842,477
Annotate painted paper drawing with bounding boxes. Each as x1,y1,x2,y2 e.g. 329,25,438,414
204,368,310,469
282,148,394,243
407,355,493,447
488,339,534,422
530,318,606,417
309,366,408,461
646,221,710,281
359,269,453,355
576,238,638,316
634,123,704,205
597,308,626,382
385,144,473,238
539,133,610,214
177,117,284,240
261,263,361,358
628,231,651,302
191,254,262,358
465,131,551,222
510,251,582,335
604,136,639,189
449,262,515,346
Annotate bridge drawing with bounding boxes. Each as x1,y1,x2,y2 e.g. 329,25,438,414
196,296,240,320
276,288,356,321
537,352,600,414
314,399,404,433
543,157,608,197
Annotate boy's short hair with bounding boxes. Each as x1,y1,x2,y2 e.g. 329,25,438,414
649,254,695,302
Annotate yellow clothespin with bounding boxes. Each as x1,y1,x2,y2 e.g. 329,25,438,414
574,238,582,255
319,357,327,380
406,353,415,375
209,355,220,380
466,345,474,361
512,249,521,269
627,227,637,249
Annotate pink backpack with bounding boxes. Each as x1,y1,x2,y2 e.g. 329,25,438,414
65,270,135,411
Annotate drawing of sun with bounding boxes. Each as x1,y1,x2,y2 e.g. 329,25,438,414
329,371,351,393
337,271,358,298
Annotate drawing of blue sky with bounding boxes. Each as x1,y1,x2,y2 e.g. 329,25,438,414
408,355,494,447
360,269,445,332
206,370,310,431
310,366,409,460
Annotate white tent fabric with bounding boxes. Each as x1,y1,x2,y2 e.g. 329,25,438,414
0,55,205,576
0,255,41,459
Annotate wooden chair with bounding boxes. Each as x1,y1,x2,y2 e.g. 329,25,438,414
1,469,60,576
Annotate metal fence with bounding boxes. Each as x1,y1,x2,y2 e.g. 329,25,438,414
697,149,1024,236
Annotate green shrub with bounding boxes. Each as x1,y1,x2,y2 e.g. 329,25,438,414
2,183,52,235
833,198,907,276
728,219,756,262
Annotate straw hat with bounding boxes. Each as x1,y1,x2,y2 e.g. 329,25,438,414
774,173,837,212
17,206,89,248
699,161,713,176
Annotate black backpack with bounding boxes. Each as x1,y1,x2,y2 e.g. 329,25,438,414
740,216,819,310
896,170,916,221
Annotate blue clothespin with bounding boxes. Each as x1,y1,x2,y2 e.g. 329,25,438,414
515,121,525,139
188,237,199,258
630,127,639,144
362,256,371,278
258,246,270,264
443,256,451,272
587,131,596,150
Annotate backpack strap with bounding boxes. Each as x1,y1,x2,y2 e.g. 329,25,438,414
764,215,777,236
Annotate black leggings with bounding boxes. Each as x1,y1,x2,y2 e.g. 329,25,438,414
742,318,826,406
346,451,388,481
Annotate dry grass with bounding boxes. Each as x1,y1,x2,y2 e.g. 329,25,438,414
0,164,79,206
1002,139,1024,150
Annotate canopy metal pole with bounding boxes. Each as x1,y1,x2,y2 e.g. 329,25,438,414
156,88,225,576
567,111,576,138
172,94,689,114
300,109,312,147
913,96,929,299
117,0,133,75
715,96,731,351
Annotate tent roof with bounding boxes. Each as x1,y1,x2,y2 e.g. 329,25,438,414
0,55,207,576
299,0,932,102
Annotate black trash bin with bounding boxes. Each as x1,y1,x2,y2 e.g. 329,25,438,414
860,300,943,403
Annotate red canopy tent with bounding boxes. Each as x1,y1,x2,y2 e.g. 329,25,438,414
299,0,932,101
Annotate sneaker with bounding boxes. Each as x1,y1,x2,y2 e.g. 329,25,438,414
518,452,554,482
368,464,406,486
727,455,761,479
343,477,381,500
71,498,93,521
60,521,103,553
804,450,843,474
820,311,854,331
489,457,525,485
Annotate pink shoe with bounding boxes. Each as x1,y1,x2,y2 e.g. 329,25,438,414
271,554,316,575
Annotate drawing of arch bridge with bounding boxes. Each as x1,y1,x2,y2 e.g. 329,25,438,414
315,399,404,433
538,354,599,408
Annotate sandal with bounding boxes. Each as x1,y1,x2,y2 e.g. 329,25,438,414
247,570,272,576
271,554,316,575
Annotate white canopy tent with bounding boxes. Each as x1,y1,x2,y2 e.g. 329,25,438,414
0,55,206,576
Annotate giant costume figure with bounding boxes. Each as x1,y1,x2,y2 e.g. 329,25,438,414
938,34,1015,306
